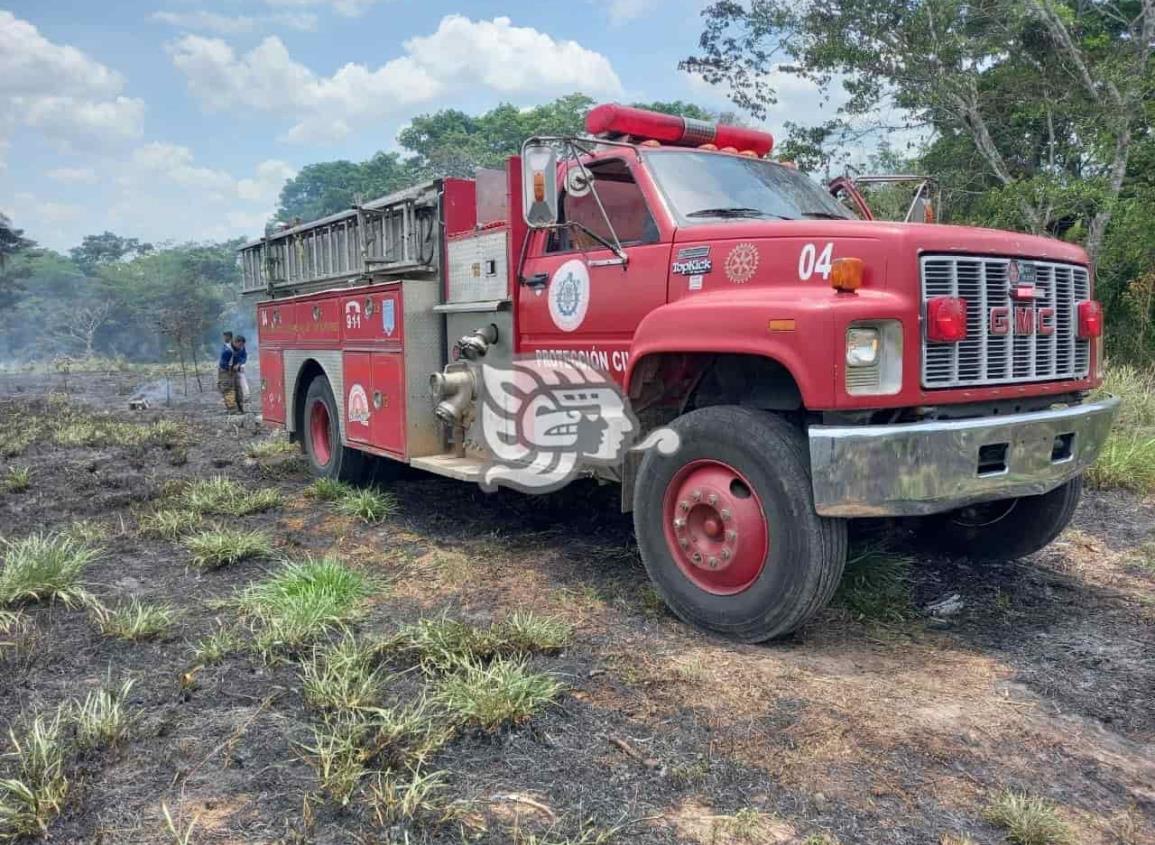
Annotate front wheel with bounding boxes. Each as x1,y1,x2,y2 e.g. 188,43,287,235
916,477,1083,560
302,376,369,483
633,406,847,642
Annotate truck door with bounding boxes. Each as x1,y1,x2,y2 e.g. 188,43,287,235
517,156,670,383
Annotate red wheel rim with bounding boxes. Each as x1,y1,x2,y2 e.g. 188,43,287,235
661,460,769,595
309,400,332,467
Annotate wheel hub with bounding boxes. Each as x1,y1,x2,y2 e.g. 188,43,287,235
663,460,768,595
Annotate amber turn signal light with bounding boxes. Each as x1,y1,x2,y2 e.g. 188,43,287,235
830,257,864,292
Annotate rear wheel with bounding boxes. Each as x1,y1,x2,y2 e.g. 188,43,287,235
633,406,847,642
917,477,1082,560
302,376,369,483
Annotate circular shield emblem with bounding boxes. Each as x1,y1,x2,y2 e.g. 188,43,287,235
548,259,590,332
347,384,370,425
724,242,759,284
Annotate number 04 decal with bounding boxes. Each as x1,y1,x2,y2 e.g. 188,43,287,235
798,242,835,280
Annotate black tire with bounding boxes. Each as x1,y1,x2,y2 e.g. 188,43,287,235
917,477,1082,560
633,406,847,642
302,376,370,483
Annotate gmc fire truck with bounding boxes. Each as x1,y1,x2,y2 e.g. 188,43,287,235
240,104,1119,642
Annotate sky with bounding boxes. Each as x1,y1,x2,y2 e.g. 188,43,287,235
0,1,852,252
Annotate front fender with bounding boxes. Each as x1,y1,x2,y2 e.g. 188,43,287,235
625,286,840,408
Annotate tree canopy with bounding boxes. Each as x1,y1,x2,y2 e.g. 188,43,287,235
274,95,728,223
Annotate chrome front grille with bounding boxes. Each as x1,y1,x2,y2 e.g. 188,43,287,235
921,255,1090,388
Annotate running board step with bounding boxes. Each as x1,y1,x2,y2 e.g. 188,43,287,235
409,454,485,482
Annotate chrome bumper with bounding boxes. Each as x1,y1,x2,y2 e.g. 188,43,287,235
808,397,1119,517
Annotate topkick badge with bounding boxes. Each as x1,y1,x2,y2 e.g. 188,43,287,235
548,259,590,332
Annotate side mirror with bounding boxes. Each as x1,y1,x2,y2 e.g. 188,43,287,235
522,143,559,228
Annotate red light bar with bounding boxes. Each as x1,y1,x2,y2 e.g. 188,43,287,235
585,103,774,157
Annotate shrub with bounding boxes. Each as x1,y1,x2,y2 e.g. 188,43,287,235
0,534,98,608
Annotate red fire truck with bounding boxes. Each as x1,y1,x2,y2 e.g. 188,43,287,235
240,104,1118,642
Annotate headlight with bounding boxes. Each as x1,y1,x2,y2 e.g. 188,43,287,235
846,327,880,367
845,320,903,396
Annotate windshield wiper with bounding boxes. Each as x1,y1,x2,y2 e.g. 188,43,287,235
799,211,849,219
687,207,783,219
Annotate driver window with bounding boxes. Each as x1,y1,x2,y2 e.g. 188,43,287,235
545,159,658,254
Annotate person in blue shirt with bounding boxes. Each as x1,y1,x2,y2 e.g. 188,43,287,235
218,332,242,413
231,336,248,414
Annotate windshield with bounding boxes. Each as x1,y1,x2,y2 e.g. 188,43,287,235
643,150,854,223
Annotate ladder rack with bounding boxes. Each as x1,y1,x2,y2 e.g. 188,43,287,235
240,180,441,296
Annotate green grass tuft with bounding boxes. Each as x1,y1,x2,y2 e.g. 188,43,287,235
3,466,30,493
435,655,562,731
393,611,573,673
61,520,110,546
91,599,175,641
984,790,1075,845
246,437,298,460
238,558,371,660
184,528,274,570
299,634,386,713
367,766,448,827
179,476,282,516
1086,431,1155,491
833,544,916,625
189,626,242,665
498,611,573,653
305,478,350,502
71,680,135,750
138,509,204,541
334,488,397,524
0,709,69,839
0,533,99,608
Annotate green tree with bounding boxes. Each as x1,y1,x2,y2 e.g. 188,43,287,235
0,213,35,310
69,231,153,272
683,0,1154,265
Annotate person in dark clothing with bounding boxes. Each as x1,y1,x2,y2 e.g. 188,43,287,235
218,332,240,413
231,336,248,413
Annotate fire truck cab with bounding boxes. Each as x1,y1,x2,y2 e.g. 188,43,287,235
241,104,1118,642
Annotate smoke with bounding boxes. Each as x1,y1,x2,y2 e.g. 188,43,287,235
130,378,173,406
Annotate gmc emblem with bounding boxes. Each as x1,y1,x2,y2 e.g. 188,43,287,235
990,306,1055,336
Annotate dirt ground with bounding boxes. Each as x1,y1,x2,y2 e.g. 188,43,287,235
0,368,1151,845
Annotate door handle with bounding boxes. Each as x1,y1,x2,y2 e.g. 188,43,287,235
523,272,549,288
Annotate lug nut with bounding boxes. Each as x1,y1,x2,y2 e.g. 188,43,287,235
691,489,702,501
721,509,732,522
679,500,690,513
707,493,718,506
720,548,731,561
691,551,702,564
726,530,737,541
673,517,686,529
707,557,719,569
679,537,689,549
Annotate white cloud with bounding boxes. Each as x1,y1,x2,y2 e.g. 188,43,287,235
169,15,623,143
602,0,658,25
0,11,144,153
236,159,298,204
151,10,319,34
46,167,98,184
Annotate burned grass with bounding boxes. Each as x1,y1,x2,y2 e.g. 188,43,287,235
1,376,1153,845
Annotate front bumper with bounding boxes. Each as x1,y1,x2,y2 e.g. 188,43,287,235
808,397,1119,517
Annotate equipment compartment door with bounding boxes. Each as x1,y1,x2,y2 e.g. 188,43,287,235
342,352,374,445
259,349,285,424
369,353,406,456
